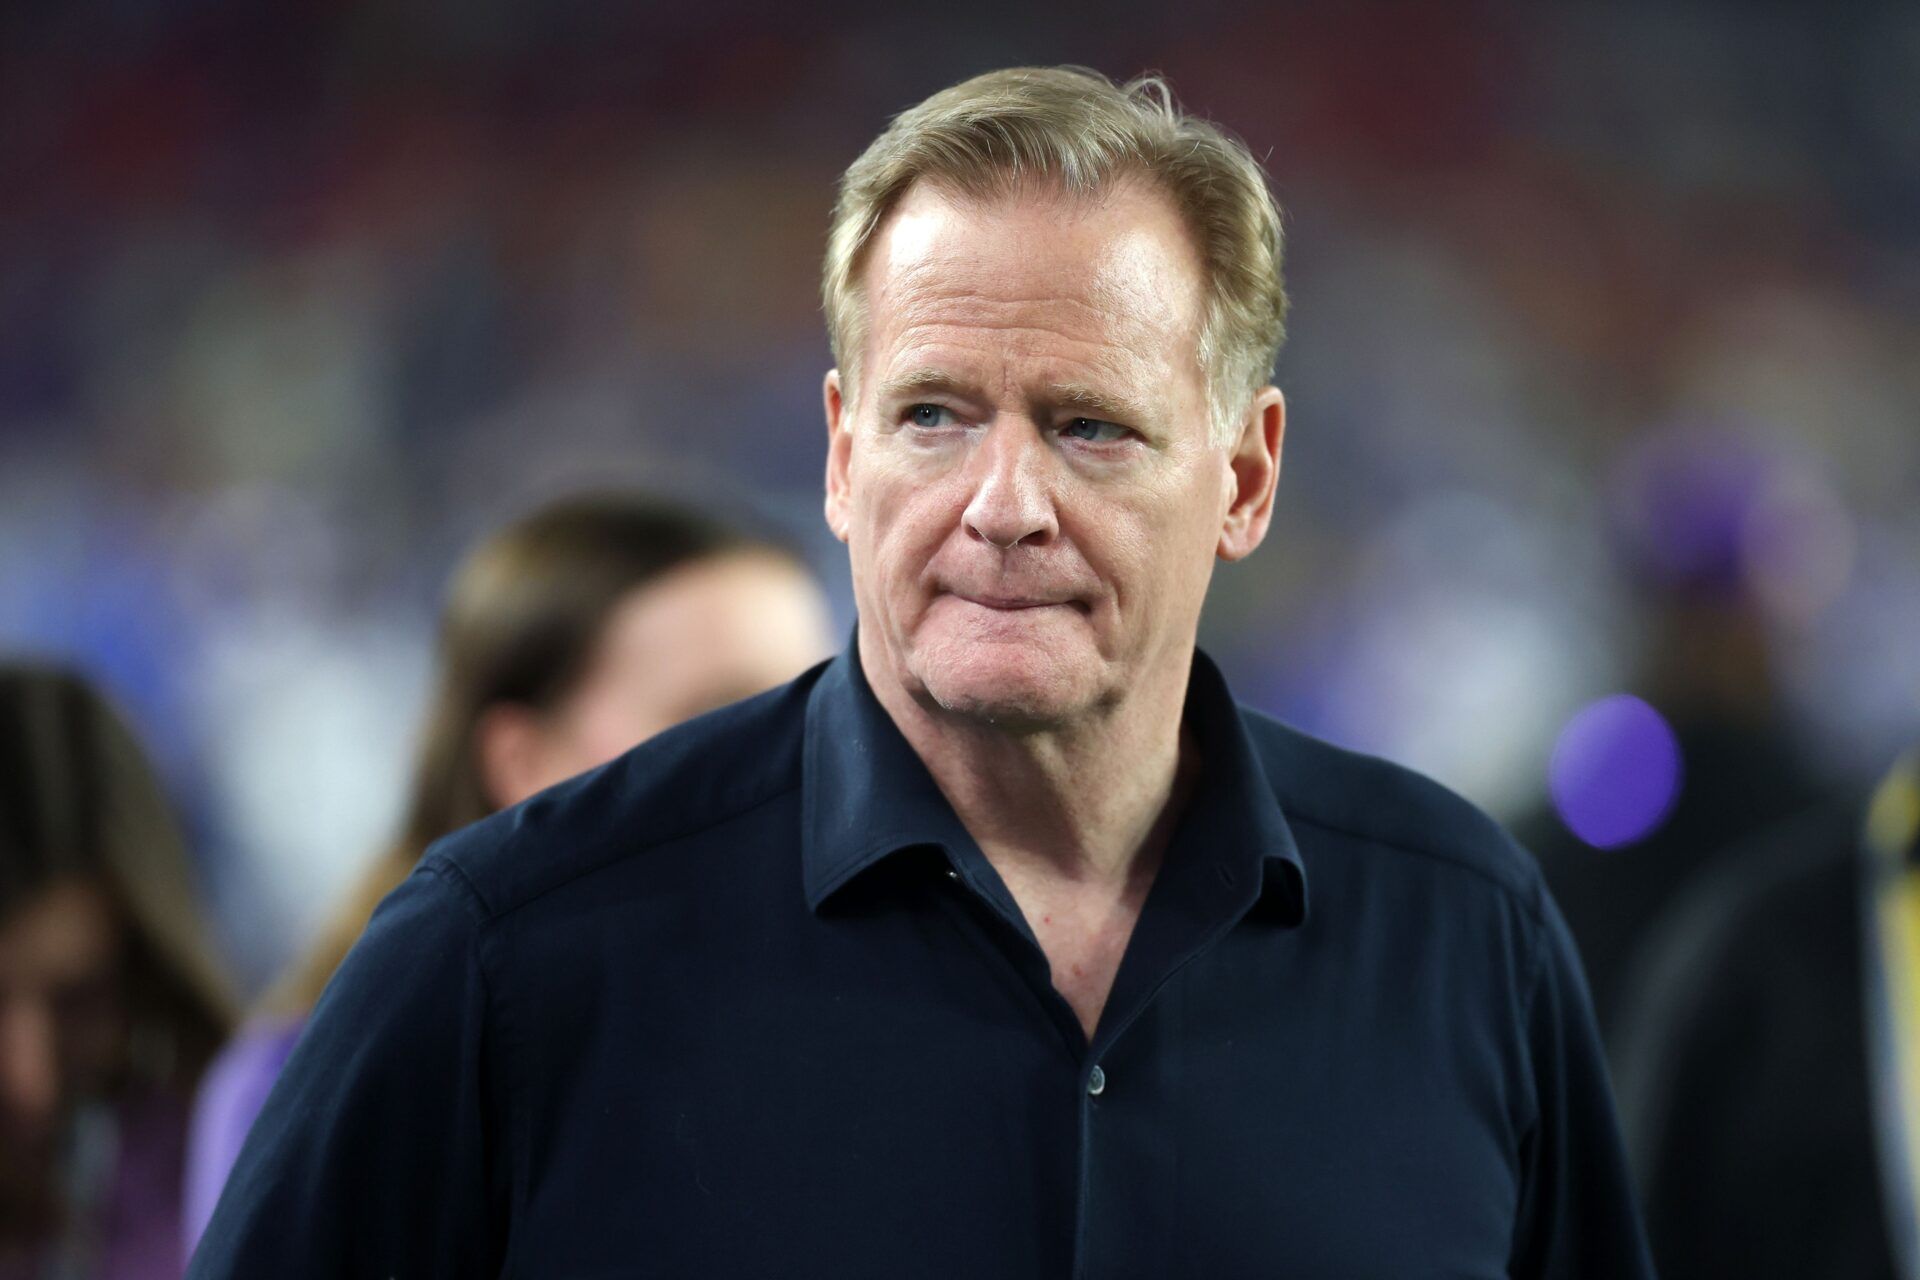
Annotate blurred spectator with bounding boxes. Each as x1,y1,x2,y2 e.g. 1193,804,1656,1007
1519,426,1827,1039
180,492,832,1258
1613,748,1920,1279
0,666,237,1280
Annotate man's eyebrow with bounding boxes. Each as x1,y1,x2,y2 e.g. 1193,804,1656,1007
874,369,974,402
874,370,1152,426
1045,383,1151,425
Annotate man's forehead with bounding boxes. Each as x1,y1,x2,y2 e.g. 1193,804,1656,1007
870,181,1203,307
861,181,1206,365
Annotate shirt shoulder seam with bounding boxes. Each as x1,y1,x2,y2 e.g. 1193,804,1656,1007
447,778,805,924
422,854,519,1262
1283,808,1548,928
424,856,492,921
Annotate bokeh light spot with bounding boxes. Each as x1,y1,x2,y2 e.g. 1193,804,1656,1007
1549,694,1684,849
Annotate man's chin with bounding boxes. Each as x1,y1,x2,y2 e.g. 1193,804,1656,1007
911,656,1105,733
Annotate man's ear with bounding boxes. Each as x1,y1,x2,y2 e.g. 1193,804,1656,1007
1217,386,1285,562
823,369,852,544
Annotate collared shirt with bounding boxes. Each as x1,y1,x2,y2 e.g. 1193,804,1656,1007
189,643,1652,1278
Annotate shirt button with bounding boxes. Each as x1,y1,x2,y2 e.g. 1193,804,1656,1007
1087,1065,1106,1097
945,869,960,882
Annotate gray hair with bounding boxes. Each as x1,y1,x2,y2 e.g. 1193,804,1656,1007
823,66,1288,441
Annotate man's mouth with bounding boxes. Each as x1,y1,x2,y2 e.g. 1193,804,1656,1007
948,591,1087,614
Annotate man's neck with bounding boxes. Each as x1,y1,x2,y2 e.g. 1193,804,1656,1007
859,634,1201,1040
860,640,1196,891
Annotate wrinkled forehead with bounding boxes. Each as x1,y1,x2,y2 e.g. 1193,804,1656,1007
860,178,1209,364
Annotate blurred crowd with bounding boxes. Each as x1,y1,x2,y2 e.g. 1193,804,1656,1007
2,0,1917,1276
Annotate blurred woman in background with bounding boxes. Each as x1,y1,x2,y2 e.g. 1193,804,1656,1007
182,491,834,1254
0,667,238,1280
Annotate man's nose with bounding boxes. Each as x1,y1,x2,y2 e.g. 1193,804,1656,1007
0,998,61,1128
962,421,1059,549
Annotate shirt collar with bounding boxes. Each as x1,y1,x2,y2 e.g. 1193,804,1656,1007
800,634,1307,926
800,634,977,910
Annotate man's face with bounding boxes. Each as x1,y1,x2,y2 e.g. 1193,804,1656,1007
825,178,1280,730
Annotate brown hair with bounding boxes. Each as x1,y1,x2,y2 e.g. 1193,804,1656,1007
0,666,238,1090
263,492,777,1016
823,66,1288,440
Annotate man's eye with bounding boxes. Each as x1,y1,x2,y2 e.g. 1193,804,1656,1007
1062,417,1128,443
907,404,958,428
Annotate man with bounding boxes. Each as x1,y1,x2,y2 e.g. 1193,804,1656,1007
191,68,1652,1277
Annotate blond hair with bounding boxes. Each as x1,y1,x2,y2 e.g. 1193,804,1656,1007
823,66,1288,441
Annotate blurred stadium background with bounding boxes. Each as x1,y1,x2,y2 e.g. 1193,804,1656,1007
2,0,1916,991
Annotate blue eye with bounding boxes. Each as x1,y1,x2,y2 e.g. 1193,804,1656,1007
1063,417,1127,443
907,404,957,428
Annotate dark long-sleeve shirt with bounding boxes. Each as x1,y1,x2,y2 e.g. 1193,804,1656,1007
190,643,1652,1278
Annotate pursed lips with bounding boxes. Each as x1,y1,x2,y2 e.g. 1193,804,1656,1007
947,590,1087,613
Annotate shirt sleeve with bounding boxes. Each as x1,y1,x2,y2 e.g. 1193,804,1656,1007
186,860,508,1278
1507,891,1658,1279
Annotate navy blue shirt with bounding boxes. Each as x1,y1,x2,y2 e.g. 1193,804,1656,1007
191,644,1653,1278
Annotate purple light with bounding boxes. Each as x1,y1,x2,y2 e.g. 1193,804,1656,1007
1548,694,1684,849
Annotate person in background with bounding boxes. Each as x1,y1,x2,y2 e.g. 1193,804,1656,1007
1613,748,1920,1279
1519,429,1826,1042
180,491,835,1256
0,666,238,1280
